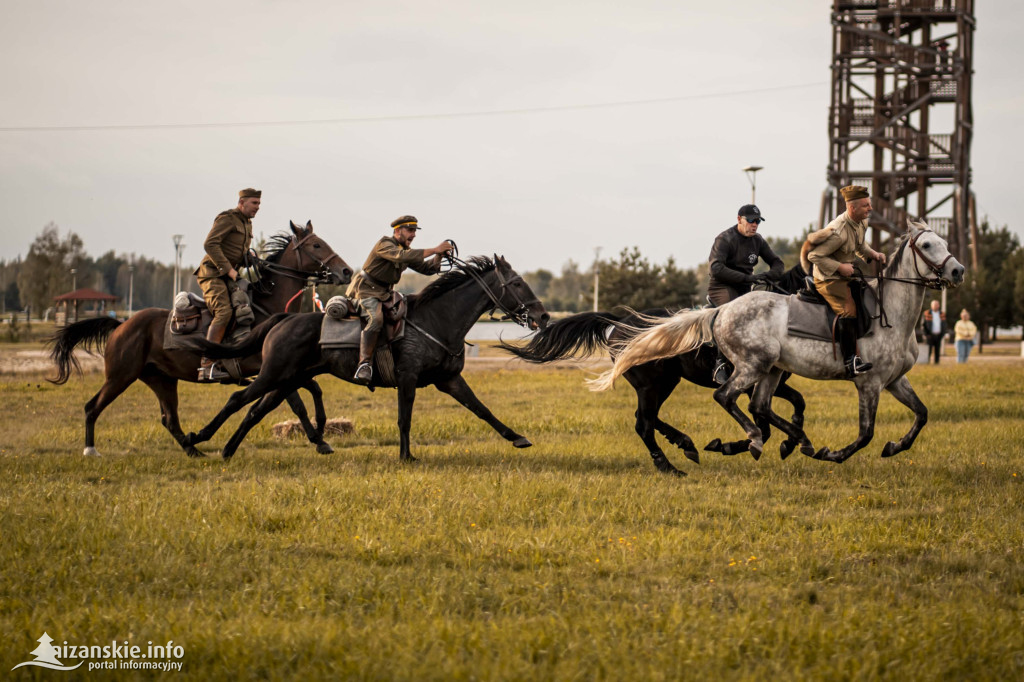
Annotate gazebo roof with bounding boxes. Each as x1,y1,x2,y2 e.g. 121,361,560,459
53,288,119,302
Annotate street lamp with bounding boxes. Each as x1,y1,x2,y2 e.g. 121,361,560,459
592,246,602,313
172,235,185,302
127,255,135,317
743,165,763,204
70,268,77,291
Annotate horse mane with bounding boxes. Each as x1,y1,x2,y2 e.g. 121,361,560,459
410,256,496,308
260,233,295,264
884,231,914,278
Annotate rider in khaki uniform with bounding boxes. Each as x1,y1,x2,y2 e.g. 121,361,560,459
346,215,452,383
194,188,259,381
807,185,887,377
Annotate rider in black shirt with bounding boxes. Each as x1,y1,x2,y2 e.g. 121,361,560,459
707,204,784,383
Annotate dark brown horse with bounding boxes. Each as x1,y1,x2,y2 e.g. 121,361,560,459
48,221,353,457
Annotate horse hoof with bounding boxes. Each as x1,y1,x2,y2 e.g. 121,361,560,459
400,454,418,463
812,447,831,461
749,442,763,461
221,452,234,461
684,449,700,465
185,446,207,458
83,447,101,457
184,432,198,447
780,440,795,460
703,438,723,453
316,442,334,455
800,444,816,457
512,437,532,449
881,442,900,458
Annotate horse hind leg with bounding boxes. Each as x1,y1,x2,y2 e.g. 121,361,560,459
630,385,688,476
880,376,927,458
749,372,814,460
82,374,137,456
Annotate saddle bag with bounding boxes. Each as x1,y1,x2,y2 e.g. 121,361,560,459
170,292,203,335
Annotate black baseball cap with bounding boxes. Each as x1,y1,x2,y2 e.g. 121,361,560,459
738,204,765,222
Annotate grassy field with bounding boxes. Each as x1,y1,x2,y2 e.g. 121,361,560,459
1,356,1022,680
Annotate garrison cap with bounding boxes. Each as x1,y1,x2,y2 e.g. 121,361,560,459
239,188,262,199
391,215,420,230
840,185,869,202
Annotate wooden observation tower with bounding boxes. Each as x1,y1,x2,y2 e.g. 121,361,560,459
824,0,977,266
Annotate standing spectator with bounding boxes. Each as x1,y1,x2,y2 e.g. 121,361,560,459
954,308,978,364
921,299,947,364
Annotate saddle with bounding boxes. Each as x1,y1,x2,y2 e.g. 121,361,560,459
787,277,875,342
319,292,408,387
163,284,254,360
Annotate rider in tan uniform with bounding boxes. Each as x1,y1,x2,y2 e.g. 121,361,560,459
346,215,452,383
806,185,887,377
194,187,259,381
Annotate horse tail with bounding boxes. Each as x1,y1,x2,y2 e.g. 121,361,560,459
497,311,620,362
588,308,716,391
47,317,122,385
191,313,292,359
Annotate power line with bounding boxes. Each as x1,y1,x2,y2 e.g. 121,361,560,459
0,81,828,133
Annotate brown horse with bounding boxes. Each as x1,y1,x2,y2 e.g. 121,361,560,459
49,220,353,457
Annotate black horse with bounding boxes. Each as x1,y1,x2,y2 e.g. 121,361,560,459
498,266,810,475
184,256,549,461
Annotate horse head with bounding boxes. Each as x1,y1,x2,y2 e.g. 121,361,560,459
492,255,550,331
901,219,965,289
285,220,353,285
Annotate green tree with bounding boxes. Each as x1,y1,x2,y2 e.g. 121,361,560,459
16,223,88,316
586,247,698,311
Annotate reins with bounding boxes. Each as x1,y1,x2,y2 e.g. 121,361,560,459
245,233,344,312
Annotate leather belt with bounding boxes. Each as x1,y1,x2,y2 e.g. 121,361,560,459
358,269,392,291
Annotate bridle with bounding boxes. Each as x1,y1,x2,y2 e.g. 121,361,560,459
246,232,345,310
451,256,541,328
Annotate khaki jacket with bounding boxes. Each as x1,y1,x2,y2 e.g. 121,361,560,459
807,213,871,283
346,235,441,300
195,208,253,280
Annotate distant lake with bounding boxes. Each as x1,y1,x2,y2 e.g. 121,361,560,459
467,320,538,341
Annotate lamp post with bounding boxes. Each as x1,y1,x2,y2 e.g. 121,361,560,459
127,256,135,317
592,247,602,313
172,235,185,302
743,165,763,204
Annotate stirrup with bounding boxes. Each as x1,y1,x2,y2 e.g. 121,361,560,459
197,363,231,382
712,361,729,385
845,356,873,377
353,362,373,384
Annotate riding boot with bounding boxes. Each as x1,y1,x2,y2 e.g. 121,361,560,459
198,322,231,382
712,350,731,385
353,329,380,384
837,317,872,378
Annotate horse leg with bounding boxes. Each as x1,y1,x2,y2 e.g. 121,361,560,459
812,384,881,463
772,376,807,459
879,376,928,458
711,368,766,458
302,379,328,439
748,370,814,460
396,375,419,462
283,387,333,455
626,373,690,475
82,374,137,457
185,376,280,446
434,374,533,450
221,386,300,460
139,372,206,458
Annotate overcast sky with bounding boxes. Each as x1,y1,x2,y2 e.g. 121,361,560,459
2,0,1021,275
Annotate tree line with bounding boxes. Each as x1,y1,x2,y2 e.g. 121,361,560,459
3,221,1023,342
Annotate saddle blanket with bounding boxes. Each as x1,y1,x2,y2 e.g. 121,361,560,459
787,291,877,342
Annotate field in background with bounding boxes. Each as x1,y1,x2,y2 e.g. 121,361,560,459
1,360,1022,679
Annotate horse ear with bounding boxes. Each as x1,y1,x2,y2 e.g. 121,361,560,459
305,220,313,231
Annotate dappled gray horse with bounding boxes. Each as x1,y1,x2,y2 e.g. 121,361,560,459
590,221,964,463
